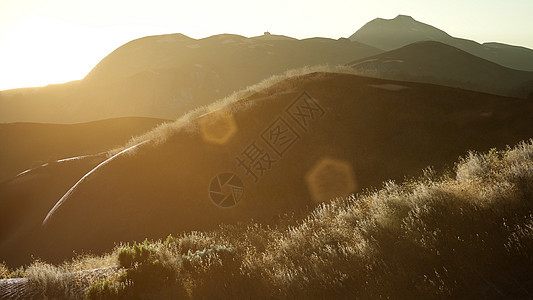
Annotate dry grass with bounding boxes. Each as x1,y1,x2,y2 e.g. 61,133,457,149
1,262,25,279
0,262,12,279
24,261,76,298
107,65,356,156
84,139,533,298
0,252,120,298
8,140,533,298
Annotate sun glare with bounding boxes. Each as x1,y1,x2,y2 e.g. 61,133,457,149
1,0,532,91
0,16,103,90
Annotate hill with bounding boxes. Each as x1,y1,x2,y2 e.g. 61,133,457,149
0,117,168,182
0,154,108,269
349,15,533,71
0,34,381,124
1,71,532,266
2,139,533,299
348,41,533,98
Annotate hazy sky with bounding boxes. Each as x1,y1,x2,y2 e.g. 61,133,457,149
0,0,532,91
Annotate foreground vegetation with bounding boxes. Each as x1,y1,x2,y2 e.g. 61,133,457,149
2,140,533,299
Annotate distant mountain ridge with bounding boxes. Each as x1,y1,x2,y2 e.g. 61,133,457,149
1,15,532,125
349,15,533,71
0,33,381,123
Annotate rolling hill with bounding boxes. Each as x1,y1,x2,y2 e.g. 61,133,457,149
349,14,533,71
0,154,107,268
2,71,532,266
348,41,533,98
0,34,381,124
0,117,168,182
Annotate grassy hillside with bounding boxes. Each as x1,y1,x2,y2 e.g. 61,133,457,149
2,140,532,299
2,70,533,268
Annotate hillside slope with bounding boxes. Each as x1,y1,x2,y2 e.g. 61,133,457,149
348,41,533,98
1,72,533,266
0,154,107,268
3,140,533,299
0,117,168,182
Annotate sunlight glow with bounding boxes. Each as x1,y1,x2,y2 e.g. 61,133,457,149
0,16,108,90
0,0,532,91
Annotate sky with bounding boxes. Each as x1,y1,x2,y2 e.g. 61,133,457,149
0,0,532,91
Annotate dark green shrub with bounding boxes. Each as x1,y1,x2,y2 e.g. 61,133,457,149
89,240,186,299
117,241,154,268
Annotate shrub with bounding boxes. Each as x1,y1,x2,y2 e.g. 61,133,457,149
117,242,154,269
88,241,186,299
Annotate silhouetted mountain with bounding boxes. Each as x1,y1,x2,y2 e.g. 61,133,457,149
349,15,533,71
350,15,450,50
348,41,533,98
251,32,297,41
0,117,168,182
2,72,532,266
0,34,381,123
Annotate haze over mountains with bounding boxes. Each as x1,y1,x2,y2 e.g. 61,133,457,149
0,35,381,123
1,15,532,125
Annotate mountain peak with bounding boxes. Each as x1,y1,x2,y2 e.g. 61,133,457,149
349,15,451,51
394,14,415,21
